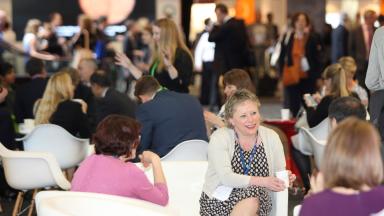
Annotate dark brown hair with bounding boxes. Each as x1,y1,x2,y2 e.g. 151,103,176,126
93,115,141,157
215,3,228,14
223,69,255,94
291,12,310,28
134,75,161,97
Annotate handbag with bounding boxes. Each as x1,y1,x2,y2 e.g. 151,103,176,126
282,64,300,86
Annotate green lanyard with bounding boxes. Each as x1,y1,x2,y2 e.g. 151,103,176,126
150,59,159,76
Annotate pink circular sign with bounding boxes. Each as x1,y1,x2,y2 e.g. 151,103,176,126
79,0,136,24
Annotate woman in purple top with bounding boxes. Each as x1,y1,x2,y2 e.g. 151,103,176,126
71,115,169,206
300,117,384,216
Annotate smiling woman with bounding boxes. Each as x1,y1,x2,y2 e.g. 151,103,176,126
200,89,295,215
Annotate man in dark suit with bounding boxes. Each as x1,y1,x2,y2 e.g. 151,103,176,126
134,76,208,157
331,14,349,63
14,58,48,123
90,72,136,125
348,10,377,89
209,3,250,74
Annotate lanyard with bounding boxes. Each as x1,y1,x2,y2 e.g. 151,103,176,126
239,146,257,175
235,132,258,175
150,59,159,76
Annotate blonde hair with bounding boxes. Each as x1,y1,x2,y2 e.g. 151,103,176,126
78,14,94,34
152,18,193,72
323,63,349,97
224,89,260,127
322,117,383,190
35,72,74,124
24,19,41,34
338,56,357,79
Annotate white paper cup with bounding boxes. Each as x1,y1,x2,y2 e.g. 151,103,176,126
281,109,290,120
276,170,289,187
24,119,35,129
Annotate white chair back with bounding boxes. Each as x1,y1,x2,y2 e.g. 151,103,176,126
0,143,70,191
292,118,329,156
35,191,177,216
17,124,89,169
301,127,326,168
161,139,208,161
139,161,207,216
308,118,330,141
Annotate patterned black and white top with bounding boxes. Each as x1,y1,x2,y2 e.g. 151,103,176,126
199,139,272,215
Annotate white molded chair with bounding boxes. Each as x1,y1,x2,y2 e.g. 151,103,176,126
0,142,70,216
161,139,208,161
17,124,90,169
291,118,329,157
35,191,177,216
139,161,207,216
300,127,327,169
138,161,288,216
293,204,302,216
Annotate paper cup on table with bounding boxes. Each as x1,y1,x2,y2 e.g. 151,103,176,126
280,109,290,121
276,170,289,187
24,119,35,129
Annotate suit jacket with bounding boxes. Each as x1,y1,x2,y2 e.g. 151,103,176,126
75,84,96,131
50,100,90,138
14,77,48,123
348,26,367,68
331,25,349,63
136,90,208,157
209,17,249,74
95,88,137,125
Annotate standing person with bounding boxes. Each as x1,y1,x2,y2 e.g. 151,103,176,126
194,18,217,110
365,26,384,151
208,3,250,74
265,13,279,46
331,13,349,63
277,12,322,117
300,118,384,216
134,76,207,157
71,115,169,206
348,10,376,90
115,18,193,93
22,19,56,61
200,89,295,215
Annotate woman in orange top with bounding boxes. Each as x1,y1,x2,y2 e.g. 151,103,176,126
277,12,322,117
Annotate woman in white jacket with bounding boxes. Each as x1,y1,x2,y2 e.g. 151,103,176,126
200,89,295,215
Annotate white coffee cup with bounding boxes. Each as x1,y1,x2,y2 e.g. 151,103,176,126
281,109,290,120
24,119,35,129
276,170,289,187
